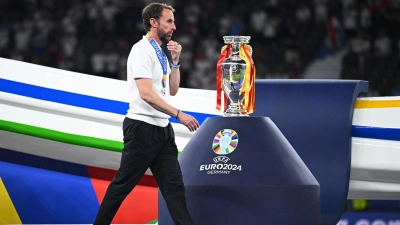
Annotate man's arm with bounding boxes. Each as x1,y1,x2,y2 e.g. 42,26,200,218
169,66,180,96
167,40,181,96
135,78,199,131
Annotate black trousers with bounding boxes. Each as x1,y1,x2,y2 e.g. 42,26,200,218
93,118,194,225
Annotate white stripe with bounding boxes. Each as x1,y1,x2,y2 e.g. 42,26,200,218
349,137,400,199
351,137,400,171
0,130,121,170
353,107,400,128
0,57,128,101
348,180,400,200
357,96,400,101
1,130,164,176
0,92,124,141
170,88,224,115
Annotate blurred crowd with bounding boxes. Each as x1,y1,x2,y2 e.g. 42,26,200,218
0,0,399,96
340,0,400,96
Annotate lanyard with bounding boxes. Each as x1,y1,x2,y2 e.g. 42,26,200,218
148,38,168,92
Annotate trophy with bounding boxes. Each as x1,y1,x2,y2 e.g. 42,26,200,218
216,36,256,116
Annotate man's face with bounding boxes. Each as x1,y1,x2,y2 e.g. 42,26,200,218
156,8,176,42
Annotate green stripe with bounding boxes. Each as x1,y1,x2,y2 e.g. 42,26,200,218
147,219,158,224
0,119,184,156
0,119,123,152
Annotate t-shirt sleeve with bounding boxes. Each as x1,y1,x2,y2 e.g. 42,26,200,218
130,44,153,79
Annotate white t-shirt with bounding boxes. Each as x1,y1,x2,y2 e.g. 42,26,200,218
126,36,171,127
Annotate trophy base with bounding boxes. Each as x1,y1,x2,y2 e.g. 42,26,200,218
223,108,249,117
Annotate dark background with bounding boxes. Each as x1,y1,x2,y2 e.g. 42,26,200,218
0,0,399,96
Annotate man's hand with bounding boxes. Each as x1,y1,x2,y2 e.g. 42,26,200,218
177,111,199,132
167,40,181,64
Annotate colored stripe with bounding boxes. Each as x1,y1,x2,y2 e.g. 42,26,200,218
0,78,218,124
0,149,158,224
352,126,400,142
0,78,128,114
355,99,400,109
0,119,123,153
0,159,99,223
0,178,22,224
87,166,158,224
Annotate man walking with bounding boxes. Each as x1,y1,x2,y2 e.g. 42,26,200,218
93,2,199,225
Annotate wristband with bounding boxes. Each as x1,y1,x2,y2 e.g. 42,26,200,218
171,60,181,69
175,109,180,119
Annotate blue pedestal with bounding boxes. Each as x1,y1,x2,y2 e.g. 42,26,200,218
159,117,320,225
252,79,368,225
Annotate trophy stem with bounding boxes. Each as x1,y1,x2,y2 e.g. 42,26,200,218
230,43,240,60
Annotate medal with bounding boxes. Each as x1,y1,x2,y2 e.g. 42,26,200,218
161,73,167,96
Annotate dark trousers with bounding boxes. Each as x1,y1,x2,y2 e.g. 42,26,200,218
93,118,194,225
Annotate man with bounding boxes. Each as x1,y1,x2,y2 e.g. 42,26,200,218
93,2,199,225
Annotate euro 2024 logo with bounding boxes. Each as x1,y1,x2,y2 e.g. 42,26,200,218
199,129,242,174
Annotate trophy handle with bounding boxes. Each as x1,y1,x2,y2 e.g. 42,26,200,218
248,45,253,56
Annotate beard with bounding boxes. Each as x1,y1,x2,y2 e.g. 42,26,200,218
157,28,172,43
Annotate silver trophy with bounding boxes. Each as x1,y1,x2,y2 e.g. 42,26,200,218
221,36,253,117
